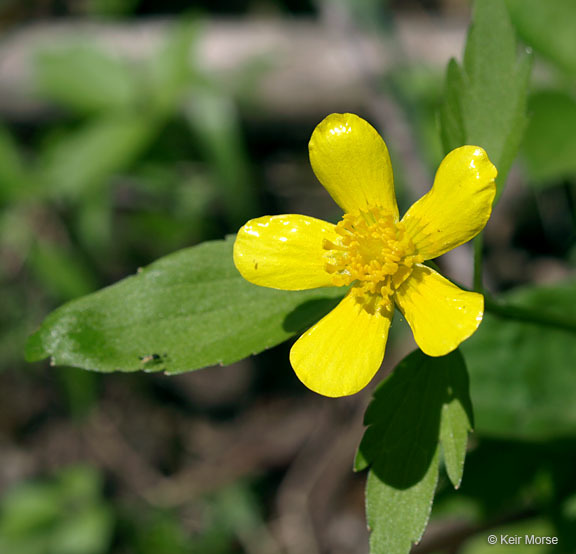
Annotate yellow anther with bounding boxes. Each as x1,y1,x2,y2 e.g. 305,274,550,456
323,206,420,310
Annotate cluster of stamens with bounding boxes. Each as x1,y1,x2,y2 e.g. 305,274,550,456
323,206,423,313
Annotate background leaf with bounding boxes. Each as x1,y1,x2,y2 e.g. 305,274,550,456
506,0,576,76
35,46,138,114
463,279,576,439
38,115,155,198
521,90,576,184
184,90,257,227
147,19,199,116
356,350,473,553
439,0,532,196
25,237,344,374
29,240,98,301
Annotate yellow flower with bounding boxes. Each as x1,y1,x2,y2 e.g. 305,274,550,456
234,113,497,397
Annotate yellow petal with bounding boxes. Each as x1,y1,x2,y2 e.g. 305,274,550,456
290,293,391,397
309,113,398,218
394,264,483,357
401,146,497,259
233,214,338,290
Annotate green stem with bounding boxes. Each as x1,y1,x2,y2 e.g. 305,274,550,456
429,241,576,333
473,235,484,293
484,296,576,334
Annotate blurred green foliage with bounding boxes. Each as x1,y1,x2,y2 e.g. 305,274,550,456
0,467,269,554
506,0,576,77
505,0,576,187
118,482,267,554
0,17,258,368
464,282,576,439
2,0,576,552
434,437,576,553
0,467,113,554
0,16,266,551
522,91,576,183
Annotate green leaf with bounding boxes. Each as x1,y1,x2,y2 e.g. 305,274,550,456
365,455,439,554
463,279,576,439
356,350,473,553
440,353,474,488
522,90,576,184
25,237,344,373
439,0,532,197
506,0,576,76
35,45,138,114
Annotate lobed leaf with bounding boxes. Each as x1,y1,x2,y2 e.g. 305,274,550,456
25,237,344,374
439,0,532,197
356,350,473,553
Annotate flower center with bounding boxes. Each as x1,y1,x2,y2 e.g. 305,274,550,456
323,206,423,314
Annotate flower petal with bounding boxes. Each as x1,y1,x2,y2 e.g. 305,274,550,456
394,264,483,357
290,293,392,397
401,146,497,259
309,113,398,218
233,214,338,290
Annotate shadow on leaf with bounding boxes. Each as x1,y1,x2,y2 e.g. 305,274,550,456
357,349,472,489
